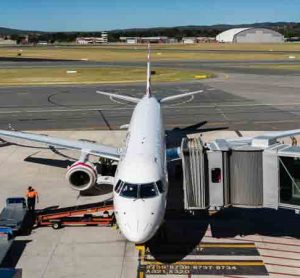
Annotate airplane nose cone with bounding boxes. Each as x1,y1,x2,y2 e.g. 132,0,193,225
125,233,149,244
122,221,154,243
114,196,166,243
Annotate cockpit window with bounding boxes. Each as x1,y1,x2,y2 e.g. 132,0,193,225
114,180,123,193
116,180,164,199
140,183,158,198
156,180,164,193
120,183,138,198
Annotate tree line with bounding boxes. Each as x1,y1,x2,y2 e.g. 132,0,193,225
4,23,300,44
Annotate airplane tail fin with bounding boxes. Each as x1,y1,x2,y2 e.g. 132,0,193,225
146,43,152,98
97,45,152,103
97,46,205,104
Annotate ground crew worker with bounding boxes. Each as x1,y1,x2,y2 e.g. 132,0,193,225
26,186,39,212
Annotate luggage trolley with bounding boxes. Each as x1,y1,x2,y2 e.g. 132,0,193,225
36,200,114,229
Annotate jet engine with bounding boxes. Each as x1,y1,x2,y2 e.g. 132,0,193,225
66,161,97,191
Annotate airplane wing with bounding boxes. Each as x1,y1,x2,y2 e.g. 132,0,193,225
0,130,120,161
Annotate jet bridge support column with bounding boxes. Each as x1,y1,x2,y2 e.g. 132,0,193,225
181,137,208,210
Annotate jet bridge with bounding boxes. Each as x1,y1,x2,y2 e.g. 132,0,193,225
181,135,300,212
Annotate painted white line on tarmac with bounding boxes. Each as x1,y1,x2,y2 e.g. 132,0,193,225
0,102,300,114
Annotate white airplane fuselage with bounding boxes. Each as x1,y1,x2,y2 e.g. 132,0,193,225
113,95,168,243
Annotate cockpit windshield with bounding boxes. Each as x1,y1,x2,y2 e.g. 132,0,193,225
156,180,164,193
115,180,164,199
140,183,158,198
120,183,138,198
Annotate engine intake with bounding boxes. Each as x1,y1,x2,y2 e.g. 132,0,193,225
66,161,97,191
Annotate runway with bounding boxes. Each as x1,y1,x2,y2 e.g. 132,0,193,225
0,72,300,131
0,55,300,131
1,58,300,76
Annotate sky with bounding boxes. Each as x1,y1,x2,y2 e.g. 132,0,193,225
1,0,300,32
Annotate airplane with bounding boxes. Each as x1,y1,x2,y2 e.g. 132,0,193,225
1,46,300,243
0,45,205,243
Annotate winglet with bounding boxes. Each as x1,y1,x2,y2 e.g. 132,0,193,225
146,43,152,98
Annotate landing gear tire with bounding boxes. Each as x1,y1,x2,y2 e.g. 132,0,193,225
52,222,62,230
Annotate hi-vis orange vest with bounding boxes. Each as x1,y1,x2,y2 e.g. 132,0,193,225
26,191,38,198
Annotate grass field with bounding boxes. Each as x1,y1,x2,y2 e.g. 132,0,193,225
250,64,300,70
0,44,298,86
77,43,300,52
0,43,299,62
0,67,213,86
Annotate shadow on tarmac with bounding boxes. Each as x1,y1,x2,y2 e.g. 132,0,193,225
147,211,209,263
80,183,113,196
0,240,32,268
24,156,73,168
146,161,300,263
19,211,36,236
0,212,35,268
210,207,300,239
146,161,209,263
166,121,228,148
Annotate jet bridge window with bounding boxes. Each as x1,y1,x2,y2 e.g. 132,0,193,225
140,183,158,198
211,168,222,183
120,183,138,199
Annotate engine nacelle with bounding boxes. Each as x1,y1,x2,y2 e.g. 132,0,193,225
66,161,97,191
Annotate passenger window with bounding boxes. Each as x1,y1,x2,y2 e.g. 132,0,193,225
140,183,158,198
120,183,138,198
156,180,164,193
211,168,222,183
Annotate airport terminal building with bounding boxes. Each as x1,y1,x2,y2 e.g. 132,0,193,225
216,28,284,43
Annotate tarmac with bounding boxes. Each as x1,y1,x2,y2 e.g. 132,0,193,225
0,56,300,132
1,58,300,76
0,71,300,131
0,130,300,277
0,55,300,277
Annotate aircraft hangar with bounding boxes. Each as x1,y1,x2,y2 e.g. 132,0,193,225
216,28,284,43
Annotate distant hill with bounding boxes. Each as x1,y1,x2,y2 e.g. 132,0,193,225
1,22,299,42
0,27,42,35
111,22,299,32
